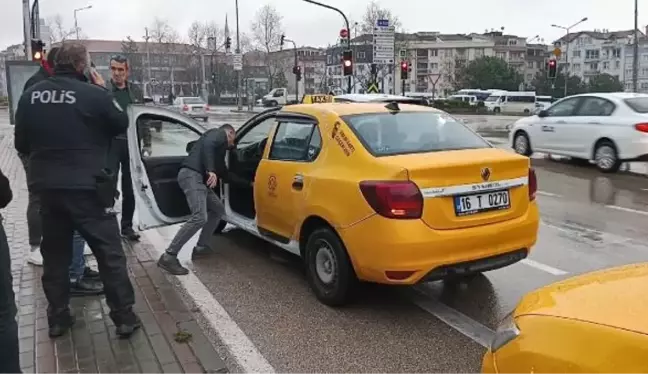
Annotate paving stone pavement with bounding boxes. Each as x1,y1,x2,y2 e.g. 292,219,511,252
0,128,228,373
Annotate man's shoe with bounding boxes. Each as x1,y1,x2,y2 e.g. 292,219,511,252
121,227,141,241
191,245,214,259
70,279,104,297
116,315,142,339
83,267,101,280
157,253,189,275
27,247,43,266
49,315,76,338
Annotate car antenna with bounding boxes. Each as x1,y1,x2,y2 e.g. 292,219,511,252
385,101,400,113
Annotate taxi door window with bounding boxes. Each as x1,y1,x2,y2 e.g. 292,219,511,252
269,121,320,162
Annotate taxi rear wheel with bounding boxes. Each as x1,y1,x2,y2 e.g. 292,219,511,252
304,227,357,306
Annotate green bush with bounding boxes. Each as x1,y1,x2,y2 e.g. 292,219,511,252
0,96,8,106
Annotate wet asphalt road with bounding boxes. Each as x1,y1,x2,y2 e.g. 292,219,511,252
151,112,648,372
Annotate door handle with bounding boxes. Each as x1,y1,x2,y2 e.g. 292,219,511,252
556,120,566,124
541,125,554,132
292,174,304,190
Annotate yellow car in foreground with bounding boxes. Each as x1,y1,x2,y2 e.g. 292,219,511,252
128,102,540,306
483,263,648,373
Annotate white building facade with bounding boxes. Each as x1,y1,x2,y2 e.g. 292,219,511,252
553,29,642,89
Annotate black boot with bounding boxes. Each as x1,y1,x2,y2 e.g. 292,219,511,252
49,314,76,338
157,253,189,275
70,278,104,297
116,315,142,339
191,244,214,259
121,227,140,242
83,266,100,280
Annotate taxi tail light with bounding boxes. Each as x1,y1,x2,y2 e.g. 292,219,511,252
359,181,423,219
635,123,648,132
182,105,189,111
528,168,537,201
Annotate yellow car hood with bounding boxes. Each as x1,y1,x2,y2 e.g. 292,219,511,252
515,263,648,335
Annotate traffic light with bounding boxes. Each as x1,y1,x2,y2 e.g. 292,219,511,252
293,65,302,81
400,60,408,80
280,34,285,48
225,37,231,51
31,39,44,61
547,59,557,79
211,73,216,82
342,50,353,76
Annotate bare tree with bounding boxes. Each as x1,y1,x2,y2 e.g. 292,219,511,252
251,4,284,88
121,36,144,84
46,14,76,45
359,1,401,34
148,18,184,94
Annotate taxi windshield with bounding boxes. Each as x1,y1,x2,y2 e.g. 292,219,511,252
341,111,491,157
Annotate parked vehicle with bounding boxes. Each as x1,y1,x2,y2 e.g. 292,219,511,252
262,88,288,107
447,94,479,106
171,96,209,122
509,92,648,173
484,91,536,114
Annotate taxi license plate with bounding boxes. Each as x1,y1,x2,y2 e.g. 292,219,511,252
454,190,510,216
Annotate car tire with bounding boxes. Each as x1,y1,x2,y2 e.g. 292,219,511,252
513,131,532,156
203,117,209,122
523,109,530,114
304,227,357,306
269,100,278,107
493,107,501,114
593,140,621,173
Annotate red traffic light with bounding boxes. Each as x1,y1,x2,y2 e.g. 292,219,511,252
339,28,349,39
343,59,352,67
401,61,408,69
548,60,556,66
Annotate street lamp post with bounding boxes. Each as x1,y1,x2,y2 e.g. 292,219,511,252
633,0,639,92
74,5,92,40
551,17,588,97
235,0,242,110
302,0,352,93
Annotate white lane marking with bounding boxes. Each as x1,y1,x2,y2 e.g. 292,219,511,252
605,205,648,216
409,288,494,348
520,258,568,276
537,190,562,198
142,229,275,374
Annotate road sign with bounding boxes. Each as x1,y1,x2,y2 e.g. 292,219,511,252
366,82,380,94
372,22,395,65
232,53,243,71
377,19,389,27
553,47,562,58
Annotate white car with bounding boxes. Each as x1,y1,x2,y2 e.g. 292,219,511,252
510,92,648,173
172,97,209,122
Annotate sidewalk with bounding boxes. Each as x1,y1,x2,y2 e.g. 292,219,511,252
0,129,228,373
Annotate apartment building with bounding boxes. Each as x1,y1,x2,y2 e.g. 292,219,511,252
624,38,648,92
553,29,643,87
270,47,327,95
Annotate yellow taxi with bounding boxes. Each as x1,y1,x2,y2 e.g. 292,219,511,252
126,102,540,306
483,262,648,373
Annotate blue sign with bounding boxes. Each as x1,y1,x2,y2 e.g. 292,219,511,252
377,19,389,27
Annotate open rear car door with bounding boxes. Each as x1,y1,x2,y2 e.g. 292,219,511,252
127,105,206,230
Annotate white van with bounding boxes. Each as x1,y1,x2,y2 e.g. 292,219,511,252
484,91,536,114
448,94,479,106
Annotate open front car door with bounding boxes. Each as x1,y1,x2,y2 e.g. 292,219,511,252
127,105,206,230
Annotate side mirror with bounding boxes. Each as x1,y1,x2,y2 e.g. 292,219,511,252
186,140,197,154
538,109,549,118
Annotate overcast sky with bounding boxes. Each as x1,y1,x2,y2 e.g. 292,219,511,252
2,0,646,51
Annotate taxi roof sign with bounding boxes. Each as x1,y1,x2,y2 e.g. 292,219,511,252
302,94,334,104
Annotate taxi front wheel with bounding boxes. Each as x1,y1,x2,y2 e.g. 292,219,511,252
304,227,357,306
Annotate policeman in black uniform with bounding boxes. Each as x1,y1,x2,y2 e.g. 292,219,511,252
14,43,140,339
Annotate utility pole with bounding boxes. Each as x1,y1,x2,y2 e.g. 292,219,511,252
73,5,92,40
22,0,31,59
144,27,152,97
235,0,242,110
633,0,639,92
551,17,588,97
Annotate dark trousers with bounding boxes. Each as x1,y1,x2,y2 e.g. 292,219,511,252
0,217,20,373
18,154,42,246
40,189,136,326
110,140,135,231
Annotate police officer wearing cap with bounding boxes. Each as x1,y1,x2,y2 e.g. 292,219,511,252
14,43,140,339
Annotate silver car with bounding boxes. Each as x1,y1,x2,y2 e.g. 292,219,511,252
172,96,209,122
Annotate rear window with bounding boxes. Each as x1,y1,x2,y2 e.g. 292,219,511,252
183,97,204,104
624,97,648,113
341,111,491,156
